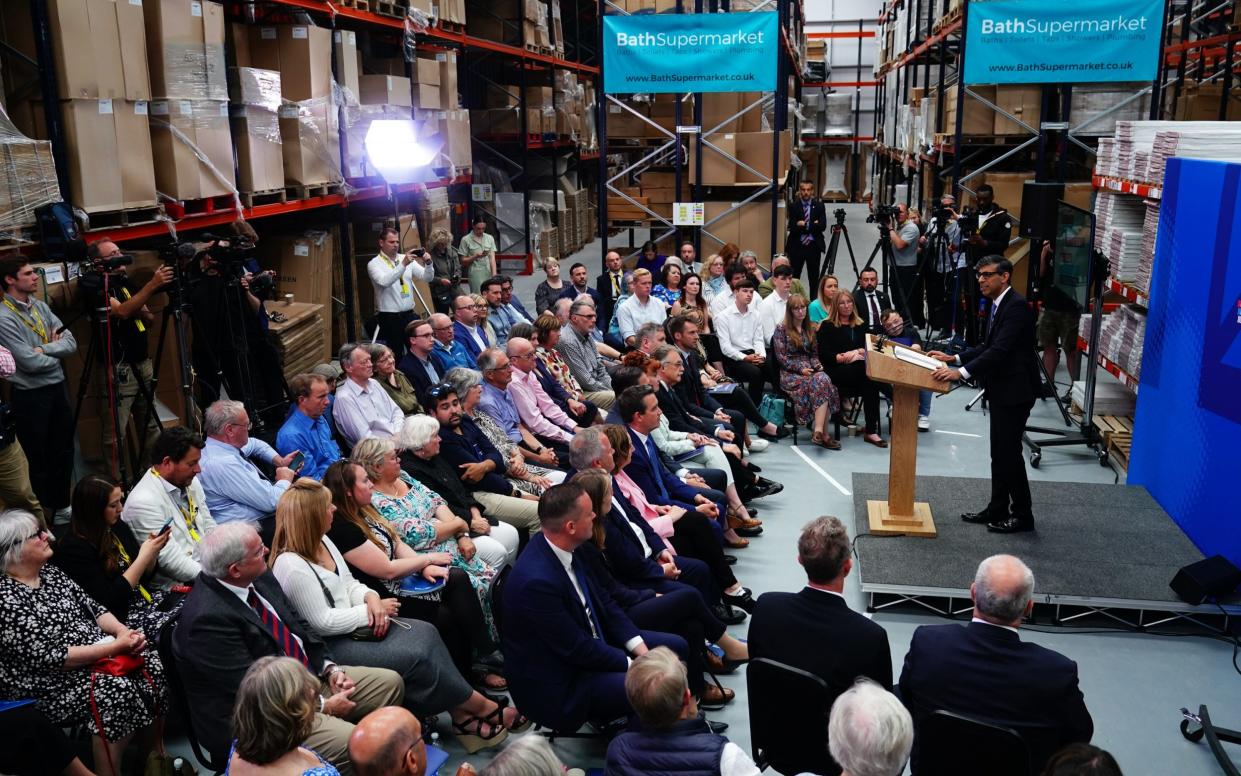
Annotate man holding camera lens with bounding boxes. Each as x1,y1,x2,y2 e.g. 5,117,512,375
785,181,827,293
84,240,175,460
888,203,925,328
368,227,434,358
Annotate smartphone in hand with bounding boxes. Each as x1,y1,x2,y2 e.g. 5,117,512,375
290,451,306,472
158,517,174,536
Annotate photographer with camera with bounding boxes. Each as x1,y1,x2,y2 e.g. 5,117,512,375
923,195,964,334
0,257,77,521
368,227,435,358
785,180,827,292
82,240,175,460
886,203,925,328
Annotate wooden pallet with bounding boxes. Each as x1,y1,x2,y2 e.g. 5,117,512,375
176,194,237,217
340,0,370,8
373,0,403,17
1092,414,1134,445
85,205,164,230
933,7,962,33
437,20,464,33
285,182,342,201
0,225,38,249
239,188,290,209
1107,435,1131,471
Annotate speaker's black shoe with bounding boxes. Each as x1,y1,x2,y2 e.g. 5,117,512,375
961,508,1001,524
711,603,746,625
987,514,1035,533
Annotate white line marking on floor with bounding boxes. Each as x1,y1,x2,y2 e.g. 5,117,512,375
791,445,852,496
934,429,982,438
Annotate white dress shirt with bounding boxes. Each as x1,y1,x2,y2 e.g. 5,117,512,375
547,540,644,656
709,286,735,316
616,294,667,341
956,285,1013,381
970,616,1021,635
757,289,789,344
367,252,434,313
714,303,767,361
333,377,405,447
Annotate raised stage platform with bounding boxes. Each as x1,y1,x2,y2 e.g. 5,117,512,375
851,474,1236,630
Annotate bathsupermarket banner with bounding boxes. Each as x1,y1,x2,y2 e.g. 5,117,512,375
963,0,1163,85
602,12,778,94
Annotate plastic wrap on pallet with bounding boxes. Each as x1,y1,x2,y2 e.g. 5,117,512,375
229,67,282,111
149,99,240,207
159,42,228,101
824,93,853,133
0,106,61,244
404,4,434,53
278,86,348,193
1069,84,1152,138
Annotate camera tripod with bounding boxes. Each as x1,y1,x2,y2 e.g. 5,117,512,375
823,208,860,280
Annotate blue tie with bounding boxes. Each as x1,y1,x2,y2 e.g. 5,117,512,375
571,558,603,639
987,301,999,336
645,436,670,501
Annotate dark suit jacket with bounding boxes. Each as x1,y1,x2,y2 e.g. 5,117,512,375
624,427,700,510
958,288,1040,406
597,271,627,332
853,288,892,333
437,417,513,496
397,352,440,404
898,621,1093,772
172,573,331,761
558,284,601,306
655,383,712,435
502,533,640,729
673,349,725,415
600,493,668,587
400,450,490,525
967,207,1013,264
786,198,828,253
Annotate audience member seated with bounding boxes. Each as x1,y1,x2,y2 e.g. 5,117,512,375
632,321,666,356
54,475,181,635
898,554,1094,772
749,517,892,776
367,343,422,416
534,258,565,315
122,427,218,589
701,254,728,306
881,309,933,432
499,276,533,324
268,480,523,752
817,293,887,448
227,657,343,776
310,362,344,427
397,319,442,405
171,521,405,769
482,278,524,344
671,271,712,324
740,250,769,284
452,295,491,365
0,509,165,776
573,469,742,709
470,294,499,349
479,736,567,776
601,423,755,618
557,262,600,307
501,483,688,731
199,400,297,524
350,706,478,776
476,348,566,468
606,647,759,776
756,264,795,344
773,295,841,450
558,300,616,398
441,369,565,499
1041,743,1123,776
652,262,683,307
321,461,501,693
430,313,474,374
333,343,406,450
505,338,580,446
427,383,542,537
714,277,770,408
278,374,344,480
617,269,668,349
708,262,748,316
809,274,840,324
529,314,610,421
757,254,808,299
0,703,96,776
827,678,914,776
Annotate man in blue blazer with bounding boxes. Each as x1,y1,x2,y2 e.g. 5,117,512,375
451,294,490,364
501,482,687,731
618,385,722,517
898,554,1093,773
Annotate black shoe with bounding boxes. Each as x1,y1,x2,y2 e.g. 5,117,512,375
724,554,738,565
734,524,763,537
988,514,1035,533
706,719,730,734
1037,382,1056,399
746,507,758,518
711,603,746,625
757,427,788,442
961,508,1001,524
750,479,783,499
722,587,755,613
747,463,762,473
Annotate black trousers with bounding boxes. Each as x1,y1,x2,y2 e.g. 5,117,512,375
634,556,720,607
715,390,764,431
723,359,766,406
376,310,414,358
787,240,823,294
988,400,1035,516
830,364,883,435
0,704,83,776
625,587,717,694
669,511,737,592
11,384,74,512
397,567,496,676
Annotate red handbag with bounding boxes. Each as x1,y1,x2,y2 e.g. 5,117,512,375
92,652,146,677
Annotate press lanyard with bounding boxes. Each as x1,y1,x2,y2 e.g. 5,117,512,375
113,536,153,602
2,298,48,343
119,288,146,333
150,468,202,542
384,255,409,295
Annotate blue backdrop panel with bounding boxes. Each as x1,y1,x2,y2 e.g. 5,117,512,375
1129,158,1241,566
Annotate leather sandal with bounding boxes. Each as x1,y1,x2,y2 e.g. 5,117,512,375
452,715,509,754
698,683,735,710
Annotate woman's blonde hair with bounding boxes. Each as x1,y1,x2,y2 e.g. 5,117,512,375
827,291,864,328
817,274,839,311
269,478,332,567
352,436,397,482
428,227,452,251
782,293,815,352
232,657,319,765
471,293,489,320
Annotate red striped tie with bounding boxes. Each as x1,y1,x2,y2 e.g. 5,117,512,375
247,589,310,669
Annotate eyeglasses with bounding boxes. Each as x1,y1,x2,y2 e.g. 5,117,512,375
412,332,434,339
228,420,254,430
425,384,457,400
472,304,487,310
574,312,597,320
486,363,513,372
4,528,48,552
976,270,1001,279
433,324,453,331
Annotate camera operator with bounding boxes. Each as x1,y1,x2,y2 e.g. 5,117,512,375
964,184,1012,266
367,226,434,358
426,227,465,315
0,256,77,521
887,203,925,327
922,195,963,333
83,240,174,458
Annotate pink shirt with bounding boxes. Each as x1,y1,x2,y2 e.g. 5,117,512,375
0,346,14,378
507,367,575,443
613,470,676,544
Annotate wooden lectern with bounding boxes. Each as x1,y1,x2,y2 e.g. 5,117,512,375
864,334,951,538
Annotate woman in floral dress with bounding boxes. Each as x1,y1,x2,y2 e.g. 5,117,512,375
772,293,841,450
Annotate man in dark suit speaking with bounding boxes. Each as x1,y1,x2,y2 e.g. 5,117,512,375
898,555,1094,773
930,256,1041,533
786,180,828,292
501,482,687,731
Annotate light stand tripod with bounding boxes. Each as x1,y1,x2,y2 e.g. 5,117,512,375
823,207,860,279
146,262,201,443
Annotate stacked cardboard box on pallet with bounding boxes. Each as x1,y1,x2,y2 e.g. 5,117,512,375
229,67,284,193
467,0,546,48
0,118,60,239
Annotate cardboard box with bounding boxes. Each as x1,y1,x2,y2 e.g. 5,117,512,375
438,52,459,110
149,99,236,200
701,199,786,264
144,0,228,100
483,84,520,109
416,58,441,87
359,75,413,107
0,140,61,231
735,130,791,184
698,92,740,133
47,0,151,100
1174,83,1241,120
688,134,737,185
260,231,336,313
735,91,763,132
444,110,471,168
230,105,284,192
279,100,341,186
605,102,648,137
58,99,158,212
414,83,442,111
942,84,994,136
334,30,360,105
250,25,333,102
524,86,554,108
993,85,1042,135
228,67,282,108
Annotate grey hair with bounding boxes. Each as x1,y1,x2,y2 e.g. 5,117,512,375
0,510,43,571
555,298,574,317
650,344,675,363
477,348,505,372
739,249,758,259
568,427,608,470
442,367,482,400
798,516,851,584
828,678,913,776
399,414,441,452
568,299,594,317
352,437,397,481
200,521,258,579
635,322,663,344
362,342,392,361
478,735,566,776
624,646,688,730
428,227,452,250
974,554,1035,623
204,399,247,436
338,342,364,367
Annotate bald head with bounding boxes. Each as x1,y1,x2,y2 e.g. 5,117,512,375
506,336,535,360
349,707,425,776
972,554,1035,626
